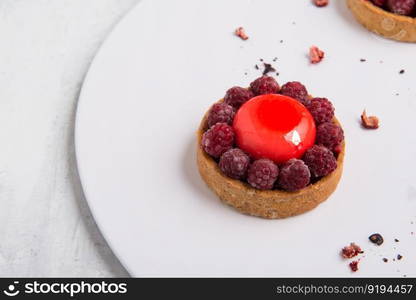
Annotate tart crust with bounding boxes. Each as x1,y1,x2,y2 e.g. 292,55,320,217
196,100,345,219
347,0,416,42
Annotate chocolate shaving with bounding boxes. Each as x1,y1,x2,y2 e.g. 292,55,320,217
361,110,379,129
262,63,276,75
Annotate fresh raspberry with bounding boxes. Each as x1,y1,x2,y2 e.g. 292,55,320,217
316,122,344,153
303,145,337,177
277,159,311,191
372,0,387,7
280,81,310,105
207,103,235,128
306,97,335,125
387,0,415,15
247,159,279,190
249,76,280,96
224,86,254,109
201,123,234,158
219,148,250,180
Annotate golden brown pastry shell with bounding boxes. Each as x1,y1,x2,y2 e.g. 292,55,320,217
347,0,416,42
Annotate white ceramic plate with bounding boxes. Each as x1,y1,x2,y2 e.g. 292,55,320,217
75,0,416,277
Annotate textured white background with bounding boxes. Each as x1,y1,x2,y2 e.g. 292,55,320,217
0,0,139,277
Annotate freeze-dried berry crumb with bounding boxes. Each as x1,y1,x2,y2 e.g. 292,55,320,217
280,81,309,105
277,159,311,191
349,261,359,272
262,63,276,75
309,46,325,64
361,110,379,129
387,0,415,16
249,76,280,95
247,159,279,190
372,0,387,7
224,87,254,109
341,243,363,259
397,254,403,260
207,103,235,128
303,145,337,177
314,0,329,7
316,122,344,153
201,123,234,158
369,233,384,245
306,97,335,125
219,148,250,180
235,27,249,40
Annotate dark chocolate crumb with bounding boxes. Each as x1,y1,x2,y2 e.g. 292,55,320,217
255,64,259,70
276,72,280,76
397,254,403,260
395,93,400,96
383,258,388,263
273,57,278,62
259,58,263,62
280,40,283,43
394,239,399,242
369,233,384,246
262,63,276,75
360,59,366,62
244,72,247,75
399,69,405,74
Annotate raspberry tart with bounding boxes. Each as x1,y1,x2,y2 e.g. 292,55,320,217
197,76,345,219
347,0,416,42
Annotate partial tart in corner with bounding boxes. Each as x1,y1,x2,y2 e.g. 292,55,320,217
347,0,416,42
196,76,345,219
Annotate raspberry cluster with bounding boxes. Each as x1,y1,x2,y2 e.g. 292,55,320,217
201,76,344,191
370,0,416,16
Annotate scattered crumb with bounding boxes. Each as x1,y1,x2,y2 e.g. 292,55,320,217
361,110,379,129
313,0,329,7
383,258,388,263
254,64,259,70
235,27,249,40
280,40,283,43
273,57,278,62
262,63,276,75
395,93,400,96
349,260,359,272
397,254,403,260
360,58,366,62
394,239,399,242
399,69,405,74
309,46,325,64
341,243,363,259
259,58,264,62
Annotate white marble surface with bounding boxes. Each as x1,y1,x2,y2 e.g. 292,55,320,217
0,0,139,277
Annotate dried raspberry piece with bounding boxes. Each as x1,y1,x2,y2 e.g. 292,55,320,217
314,0,329,7
219,148,250,180
306,97,335,125
207,103,235,128
224,87,254,109
201,123,234,158
249,76,280,95
361,110,379,129
341,243,363,259
303,145,337,177
280,81,309,105
349,260,359,272
309,46,325,64
387,0,415,15
277,159,311,191
316,122,344,153
235,27,249,40
247,159,279,190
372,0,387,7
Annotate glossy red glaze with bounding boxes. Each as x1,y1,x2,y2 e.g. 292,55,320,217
233,94,316,163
